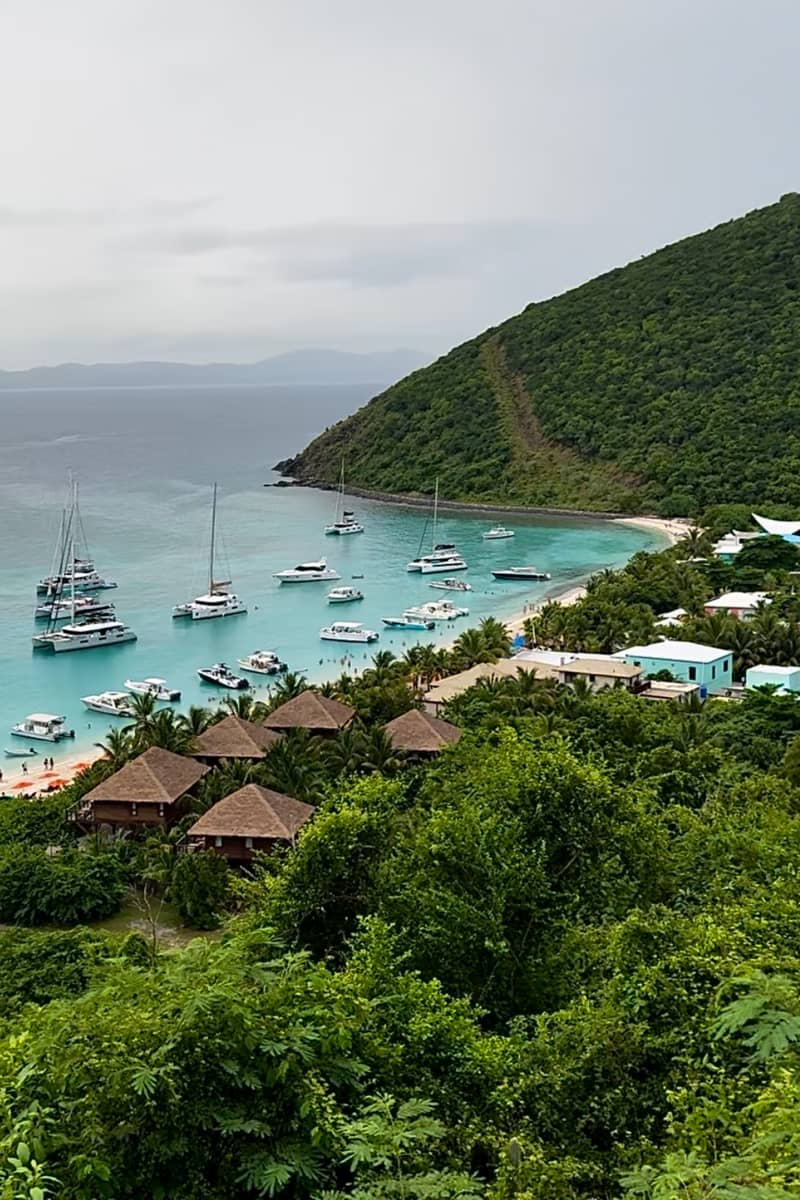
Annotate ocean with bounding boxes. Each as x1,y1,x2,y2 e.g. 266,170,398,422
0,385,660,756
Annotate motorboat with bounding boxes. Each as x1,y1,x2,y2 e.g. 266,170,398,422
197,663,250,690
327,586,364,603
320,621,379,643
274,558,341,583
125,677,182,702
482,526,515,540
35,596,116,621
406,479,468,574
82,691,136,717
237,650,288,675
382,615,436,630
429,578,472,592
403,600,469,622
324,461,364,535
173,483,247,620
5,746,38,757
491,567,552,581
33,617,138,653
9,713,72,742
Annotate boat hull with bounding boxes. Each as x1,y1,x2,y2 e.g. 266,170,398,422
190,604,247,620
237,661,287,675
382,617,435,630
419,561,468,574
275,572,340,583
325,525,364,535
197,670,250,689
9,729,66,743
491,570,551,581
82,702,135,717
33,630,138,652
320,631,379,643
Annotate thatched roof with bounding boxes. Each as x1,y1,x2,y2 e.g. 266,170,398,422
191,714,282,759
188,784,314,841
424,658,554,706
84,747,208,804
383,708,462,753
263,689,354,732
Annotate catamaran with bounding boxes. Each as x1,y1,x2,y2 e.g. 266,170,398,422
325,462,364,535
9,713,72,743
173,483,247,620
320,621,378,643
406,479,467,574
36,490,117,595
237,650,288,675
33,616,138,653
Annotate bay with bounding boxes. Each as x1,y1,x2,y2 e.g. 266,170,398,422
0,384,660,756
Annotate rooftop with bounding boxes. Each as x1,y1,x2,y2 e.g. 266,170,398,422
84,747,209,805
746,664,800,677
560,657,642,679
191,714,282,760
188,784,315,841
621,640,729,664
263,689,355,732
706,591,769,609
383,708,461,753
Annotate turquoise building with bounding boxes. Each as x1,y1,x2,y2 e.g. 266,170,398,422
745,664,800,693
621,640,732,694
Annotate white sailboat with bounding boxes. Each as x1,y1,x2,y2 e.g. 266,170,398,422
325,462,364,535
173,484,247,620
406,479,467,574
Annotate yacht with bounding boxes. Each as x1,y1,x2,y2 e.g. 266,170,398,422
197,663,250,690
320,621,379,644
406,479,467,574
237,650,288,676
403,600,469,622
9,713,72,743
173,484,247,620
491,566,551,581
35,596,115,621
37,569,117,596
482,526,515,540
274,558,340,583
382,615,435,631
327,586,364,603
82,691,136,717
325,462,364,535
33,617,138,653
429,578,472,592
125,677,182,702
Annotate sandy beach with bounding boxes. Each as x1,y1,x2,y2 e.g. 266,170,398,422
612,516,688,545
0,746,103,798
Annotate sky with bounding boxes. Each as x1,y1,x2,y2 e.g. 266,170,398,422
0,0,798,367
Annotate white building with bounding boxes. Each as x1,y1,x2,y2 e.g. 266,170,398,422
704,592,769,620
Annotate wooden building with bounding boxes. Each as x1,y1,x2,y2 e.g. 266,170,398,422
383,708,461,757
191,714,282,765
184,784,314,864
262,690,354,736
72,747,209,831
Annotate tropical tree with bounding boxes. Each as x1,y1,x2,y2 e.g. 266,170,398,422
223,692,270,722
451,628,488,670
179,704,213,737
94,727,135,770
269,671,310,707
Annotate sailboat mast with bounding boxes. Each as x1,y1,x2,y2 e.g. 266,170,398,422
431,477,439,551
209,483,217,593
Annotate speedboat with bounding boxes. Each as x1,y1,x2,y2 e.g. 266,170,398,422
491,566,552,581
429,578,472,592
173,484,247,620
407,544,468,574
320,621,379,643
81,691,136,717
237,650,288,675
125,677,182,701
33,617,138,652
274,558,340,583
4,746,38,757
35,596,116,621
197,663,250,690
403,600,469,622
327,586,364,603
382,615,435,631
482,526,515,540
9,713,71,743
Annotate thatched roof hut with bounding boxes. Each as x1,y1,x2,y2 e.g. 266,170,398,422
191,715,282,762
263,690,354,735
382,708,461,755
187,784,314,843
83,746,209,805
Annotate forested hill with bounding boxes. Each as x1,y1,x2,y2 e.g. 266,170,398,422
279,194,800,515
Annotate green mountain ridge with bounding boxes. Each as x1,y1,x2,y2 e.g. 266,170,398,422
280,194,800,515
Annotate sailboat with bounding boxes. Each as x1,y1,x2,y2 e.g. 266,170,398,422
173,483,247,620
406,479,467,574
36,487,117,595
324,462,364,535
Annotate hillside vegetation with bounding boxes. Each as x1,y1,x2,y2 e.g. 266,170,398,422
281,194,800,514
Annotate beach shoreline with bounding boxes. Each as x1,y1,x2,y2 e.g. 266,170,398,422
0,745,103,797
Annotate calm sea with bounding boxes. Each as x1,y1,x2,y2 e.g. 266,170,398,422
0,385,659,755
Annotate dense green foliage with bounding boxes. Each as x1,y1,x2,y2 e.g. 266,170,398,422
170,849,229,929
282,193,800,514
0,847,125,926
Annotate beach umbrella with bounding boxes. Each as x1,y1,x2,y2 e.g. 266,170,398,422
12,781,31,790
48,778,69,788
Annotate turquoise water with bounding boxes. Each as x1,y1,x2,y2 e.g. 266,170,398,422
0,385,661,756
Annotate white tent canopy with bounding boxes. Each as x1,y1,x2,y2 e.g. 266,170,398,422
752,513,800,536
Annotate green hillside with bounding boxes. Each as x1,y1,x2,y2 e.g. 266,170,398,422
280,194,800,515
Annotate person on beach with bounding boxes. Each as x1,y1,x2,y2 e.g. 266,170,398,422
21,763,27,775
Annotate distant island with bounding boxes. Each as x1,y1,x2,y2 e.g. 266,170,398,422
0,347,428,390
280,193,800,517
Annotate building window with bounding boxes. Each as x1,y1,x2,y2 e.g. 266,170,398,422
724,659,729,671
712,665,716,679
131,802,138,816
158,803,165,818
245,837,253,850
589,675,596,683
634,661,641,667
688,666,697,681
214,836,222,848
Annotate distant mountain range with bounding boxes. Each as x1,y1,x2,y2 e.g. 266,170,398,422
0,348,428,390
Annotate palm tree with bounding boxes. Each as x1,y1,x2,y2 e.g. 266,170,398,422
362,650,402,688
479,616,511,659
126,691,158,745
263,730,327,803
94,727,135,770
451,628,488,670
323,723,368,776
269,671,309,708
179,705,213,737
137,708,194,754
359,725,403,774
679,526,711,559
223,692,270,722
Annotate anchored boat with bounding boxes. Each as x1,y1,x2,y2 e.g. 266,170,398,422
320,621,378,644
173,483,247,620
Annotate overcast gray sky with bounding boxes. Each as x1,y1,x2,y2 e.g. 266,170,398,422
0,0,797,367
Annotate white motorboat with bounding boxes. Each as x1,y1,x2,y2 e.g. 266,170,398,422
482,526,515,540
406,479,468,573
82,691,136,717
238,650,288,675
491,566,552,581
327,586,364,603
403,600,469,622
125,677,182,701
382,615,435,630
274,558,340,583
197,663,250,689
325,462,364,535
33,617,138,653
5,746,38,757
35,596,115,621
9,713,72,743
429,578,473,592
173,483,247,620
320,621,379,643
